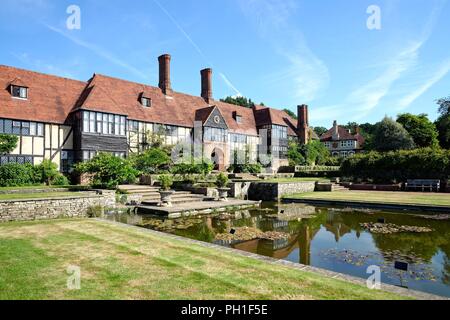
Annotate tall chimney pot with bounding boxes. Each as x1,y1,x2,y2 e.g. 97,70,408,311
297,104,309,144
201,68,213,104
158,54,172,95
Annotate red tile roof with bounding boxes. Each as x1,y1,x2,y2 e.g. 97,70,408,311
0,65,87,124
321,125,365,147
0,65,290,138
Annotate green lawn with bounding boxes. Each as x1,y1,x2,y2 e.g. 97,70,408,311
0,219,409,300
0,185,62,191
0,192,88,201
287,190,450,206
261,177,330,183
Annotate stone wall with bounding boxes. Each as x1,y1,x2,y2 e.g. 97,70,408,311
0,191,116,223
248,182,316,201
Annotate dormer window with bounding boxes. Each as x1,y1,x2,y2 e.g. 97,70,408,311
232,111,242,124
139,91,152,108
11,85,28,99
141,97,151,107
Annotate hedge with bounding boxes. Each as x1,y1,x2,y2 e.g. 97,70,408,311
0,163,39,187
341,148,450,183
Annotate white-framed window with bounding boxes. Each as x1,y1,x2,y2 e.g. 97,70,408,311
11,86,28,99
141,97,151,107
82,111,126,136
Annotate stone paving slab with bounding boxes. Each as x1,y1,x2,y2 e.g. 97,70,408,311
97,218,449,300
137,199,261,217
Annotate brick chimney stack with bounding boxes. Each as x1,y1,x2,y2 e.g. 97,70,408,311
201,68,213,104
158,54,172,95
297,104,309,144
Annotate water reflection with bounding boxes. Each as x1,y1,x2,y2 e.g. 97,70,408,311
105,203,450,298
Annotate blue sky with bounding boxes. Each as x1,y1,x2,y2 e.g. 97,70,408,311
1,0,449,128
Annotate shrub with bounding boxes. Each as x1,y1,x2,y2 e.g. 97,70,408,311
52,174,70,186
216,173,229,188
35,160,60,185
0,163,37,187
158,174,173,191
171,159,214,175
131,148,171,174
228,149,262,174
75,153,138,189
341,148,450,183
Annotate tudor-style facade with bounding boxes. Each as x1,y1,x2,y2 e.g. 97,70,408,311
0,54,314,173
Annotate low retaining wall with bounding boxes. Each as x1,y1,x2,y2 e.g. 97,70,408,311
0,191,116,223
349,184,402,191
248,182,316,201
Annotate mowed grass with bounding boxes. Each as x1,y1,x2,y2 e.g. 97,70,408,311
0,219,409,300
288,190,450,206
0,192,88,201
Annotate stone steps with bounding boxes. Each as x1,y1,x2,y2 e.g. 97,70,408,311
141,196,206,206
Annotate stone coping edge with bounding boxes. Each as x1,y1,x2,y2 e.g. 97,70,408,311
95,218,448,300
282,198,450,213
0,192,102,204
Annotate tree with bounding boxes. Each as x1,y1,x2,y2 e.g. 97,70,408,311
75,153,138,189
312,126,328,137
435,96,450,149
287,141,305,166
396,113,439,148
132,148,171,174
288,140,330,166
35,160,60,186
0,134,18,155
372,117,415,152
283,109,297,119
220,96,256,108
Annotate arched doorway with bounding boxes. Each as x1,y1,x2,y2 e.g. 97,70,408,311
211,148,225,171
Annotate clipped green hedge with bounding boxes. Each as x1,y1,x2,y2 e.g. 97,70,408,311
341,148,450,183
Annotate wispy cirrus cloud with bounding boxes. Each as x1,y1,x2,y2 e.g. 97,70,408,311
152,0,242,96
312,0,447,123
11,52,76,79
44,24,150,81
396,59,450,110
239,0,330,103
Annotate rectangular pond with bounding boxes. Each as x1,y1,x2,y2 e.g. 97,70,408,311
105,203,450,298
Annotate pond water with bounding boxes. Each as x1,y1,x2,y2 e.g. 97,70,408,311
105,203,450,298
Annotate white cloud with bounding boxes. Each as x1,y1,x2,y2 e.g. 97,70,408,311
239,0,329,103
44,24,150,81
11,52,76,79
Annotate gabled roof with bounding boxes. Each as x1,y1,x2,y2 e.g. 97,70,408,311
0,65,87,124
0,65,289,138
320,126,362,142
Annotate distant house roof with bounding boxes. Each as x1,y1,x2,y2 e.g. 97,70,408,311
320,124,365,146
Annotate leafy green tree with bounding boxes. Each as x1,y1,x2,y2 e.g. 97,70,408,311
372,117,415,152
132,148,171,174
220,96,256,108
397,113,439,148
283,109,298,119
435,96,450,148
0,134,18,155
287,141,306,166
35,160,60,185
75,153,138,189
288,140,330,166
312,126,328,137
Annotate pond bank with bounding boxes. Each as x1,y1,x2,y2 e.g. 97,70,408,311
99,219,445,300
282,198,450,213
